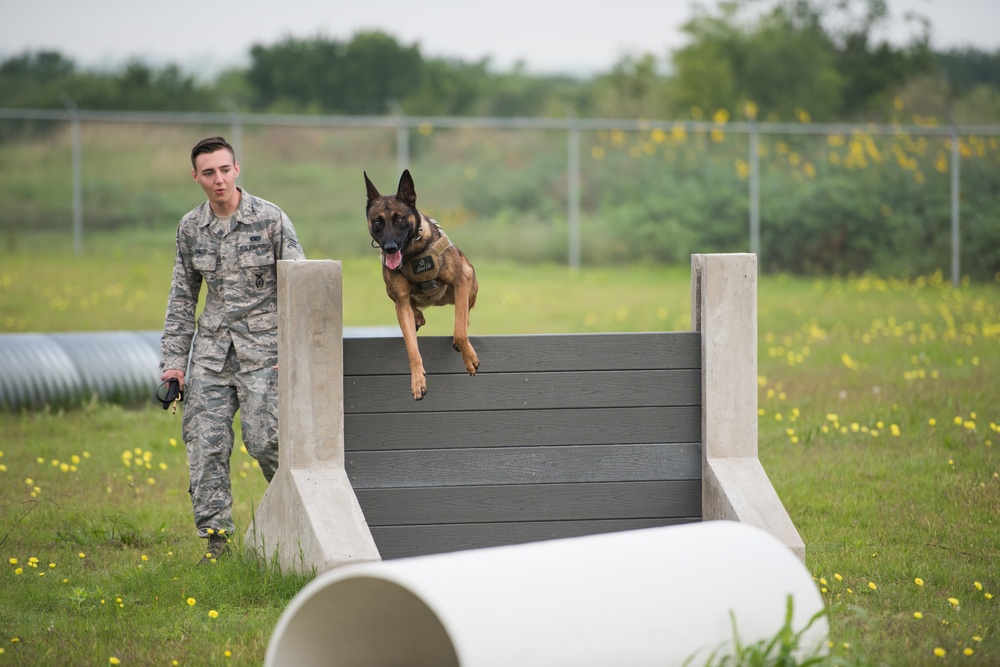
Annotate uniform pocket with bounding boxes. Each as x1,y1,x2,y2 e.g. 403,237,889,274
193,249,217,272
197,309,224,332
246,311,277,333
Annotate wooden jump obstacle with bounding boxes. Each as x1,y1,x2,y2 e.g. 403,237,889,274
246,253,804,574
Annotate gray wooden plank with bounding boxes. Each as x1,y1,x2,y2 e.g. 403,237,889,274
355,480,702,525
345,406,702,450
344,369,700,413
346,443,701,488
343,332,701,376
371,518,702,559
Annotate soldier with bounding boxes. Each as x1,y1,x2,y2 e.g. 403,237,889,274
159,136,304,563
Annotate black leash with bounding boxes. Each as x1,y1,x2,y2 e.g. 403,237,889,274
155,378,184,413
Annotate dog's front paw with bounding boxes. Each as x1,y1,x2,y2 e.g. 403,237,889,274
453,340,479,377
464,351,480,377
411,373,428,400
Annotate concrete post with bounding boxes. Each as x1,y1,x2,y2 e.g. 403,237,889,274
244,260,381,573
692,253,806,561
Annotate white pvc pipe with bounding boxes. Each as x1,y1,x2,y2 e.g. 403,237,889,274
266,522,826,666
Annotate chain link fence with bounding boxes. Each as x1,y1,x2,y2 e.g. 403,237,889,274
2,108,999,281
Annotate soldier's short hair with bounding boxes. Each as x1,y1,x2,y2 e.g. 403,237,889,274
191,136,235,169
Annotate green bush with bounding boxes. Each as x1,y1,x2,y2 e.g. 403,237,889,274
2,122,999,280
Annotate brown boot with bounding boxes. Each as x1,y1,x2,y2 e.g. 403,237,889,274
197,534,229,566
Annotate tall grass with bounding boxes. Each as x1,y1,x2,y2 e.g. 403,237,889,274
1,242,998,665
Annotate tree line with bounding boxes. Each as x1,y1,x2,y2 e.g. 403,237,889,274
1,0,998,123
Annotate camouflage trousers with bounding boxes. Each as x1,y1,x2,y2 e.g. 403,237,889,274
182,344,279,538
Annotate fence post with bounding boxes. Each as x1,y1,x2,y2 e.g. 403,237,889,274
60,95,83,255
748,123,761,260
224,98,244,185
949,119,961,286
567,115,581,270
390,101,409,174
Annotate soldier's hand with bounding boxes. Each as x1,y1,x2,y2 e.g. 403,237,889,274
161,369,186,390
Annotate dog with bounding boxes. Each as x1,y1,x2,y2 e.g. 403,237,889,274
365,169,479,400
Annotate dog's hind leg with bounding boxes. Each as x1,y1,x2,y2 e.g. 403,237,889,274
452,266,480,377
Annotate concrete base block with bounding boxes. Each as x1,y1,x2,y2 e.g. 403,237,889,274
246,469,380,574
704,458,806,561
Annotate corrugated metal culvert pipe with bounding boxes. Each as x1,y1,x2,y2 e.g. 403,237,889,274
0,331,163,410
0,327,397,411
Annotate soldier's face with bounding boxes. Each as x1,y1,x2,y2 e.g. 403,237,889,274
193,149,240,212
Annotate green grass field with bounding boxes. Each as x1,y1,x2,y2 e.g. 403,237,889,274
1,234,998,665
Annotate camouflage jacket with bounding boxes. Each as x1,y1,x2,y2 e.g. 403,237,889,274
159,188,305,374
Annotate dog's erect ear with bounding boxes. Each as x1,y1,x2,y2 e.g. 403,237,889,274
364,171,381,205
395,169,417,207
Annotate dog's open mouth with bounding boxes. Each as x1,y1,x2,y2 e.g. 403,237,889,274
384,250,403,270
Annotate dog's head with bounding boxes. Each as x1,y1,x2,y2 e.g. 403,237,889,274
365,169,419,271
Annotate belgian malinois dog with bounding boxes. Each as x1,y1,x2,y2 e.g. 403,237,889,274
365,169,479,400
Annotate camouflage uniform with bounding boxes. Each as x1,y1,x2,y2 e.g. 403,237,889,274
159,188,304,538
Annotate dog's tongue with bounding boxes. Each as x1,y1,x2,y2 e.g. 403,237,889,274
385,250,402,270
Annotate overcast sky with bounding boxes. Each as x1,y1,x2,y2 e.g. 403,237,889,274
1,0,998,78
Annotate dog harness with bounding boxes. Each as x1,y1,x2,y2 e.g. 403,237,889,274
400,220,454,297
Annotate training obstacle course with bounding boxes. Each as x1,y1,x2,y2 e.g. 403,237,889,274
248,254,817,665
